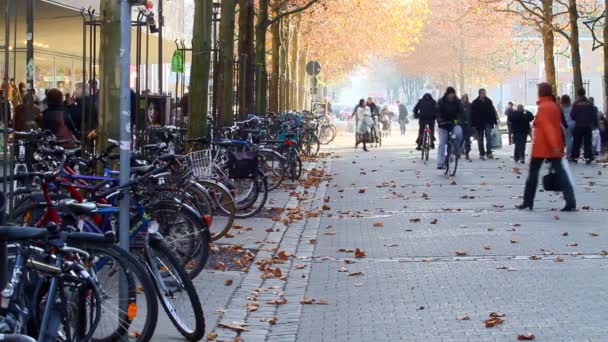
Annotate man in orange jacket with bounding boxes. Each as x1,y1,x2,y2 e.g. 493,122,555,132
516,82,576,212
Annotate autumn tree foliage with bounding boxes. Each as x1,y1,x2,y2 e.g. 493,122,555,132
399,0,514,94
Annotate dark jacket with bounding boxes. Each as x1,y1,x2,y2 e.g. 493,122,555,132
570,97,599,129
367,102,379,118
471,97,498,129
398,104,408,122
461,102,472,127
413,96,437,122
42,105,78,147
508,109,534,134
437,97,463,129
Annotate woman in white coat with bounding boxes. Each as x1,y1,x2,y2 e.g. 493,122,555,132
352,98,372,151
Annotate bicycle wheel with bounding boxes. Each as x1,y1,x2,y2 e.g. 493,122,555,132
196,180,236,241
424,134,431,161
258,149,286,191
446,142,459,177
234,175,268,219
152,200,210,280
300,131,320,157
79,244,159,342
318,125,336,145
146,236,205,341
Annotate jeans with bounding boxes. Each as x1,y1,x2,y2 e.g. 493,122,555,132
461,126,473,155
571,126,593,160
513,131,528,161
476,125,493,157
438,125,463,167
523,158,576,208
565,128,573,158
592,128,601,155
399,121,407,135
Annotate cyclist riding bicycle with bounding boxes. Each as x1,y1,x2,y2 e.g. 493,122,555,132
414,94,437,150
437,87,464,170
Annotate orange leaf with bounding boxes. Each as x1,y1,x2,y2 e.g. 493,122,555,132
354,248,366,258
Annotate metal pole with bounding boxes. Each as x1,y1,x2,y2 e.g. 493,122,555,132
3,0,11,198
158,0,163,94
81,11,87,142
119,0,132,276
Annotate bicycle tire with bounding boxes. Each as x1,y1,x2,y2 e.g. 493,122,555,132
300,131,320,157
319,125,336,145
234,176,268,219
445,142,459,177
196,180,236,241
79,244,159,342
146,237,205,341
152,200,210,280
258,149,286,191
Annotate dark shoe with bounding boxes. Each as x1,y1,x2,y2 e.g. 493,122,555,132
363,147,369,152
520,160,525,164
585,159,593,165
465,153,470,160
480,156,486,161
561,206,577,212
487,153,494,159
515,203,533,211
437,166,445,170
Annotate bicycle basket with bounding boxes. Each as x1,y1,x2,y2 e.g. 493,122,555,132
188,149,213,179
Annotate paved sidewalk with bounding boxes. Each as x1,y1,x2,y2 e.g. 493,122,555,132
159,129,608,341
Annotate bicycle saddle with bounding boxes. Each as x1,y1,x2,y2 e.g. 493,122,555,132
0,227,47,242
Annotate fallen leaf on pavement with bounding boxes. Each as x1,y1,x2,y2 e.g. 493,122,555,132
430,218,438,224
485,317,504,328
455,251,468,256
512,167,522,174
322,205,331,211
309,239,317,244
373,222,384,227
218,321,249,332
496,266,517,271
300,298,329,305
568,243,578,247
517,333,536,340
207,332,218,340
347,271,365,276
484,245,492,250
562,232,569,236
267,298,287,305
344,259,355,264
554,256,564,262
601,250,608,255
590,232,599,237
510,240,519,244
214,262,226,271
354,248,367,258
358,188,366,193
490,312,506,317
225,279,233,286
384,244,399,247
276,251,291,261
456,315,470,321
409,218,421,223
247,302,259,312
581,205,591,210
261,317,278,325
324,231,336,235
339,248,354,253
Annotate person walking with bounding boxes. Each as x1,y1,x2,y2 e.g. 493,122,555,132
560,95,574,158
41,88,78,148
569,88,597,164
589,97,602,158
471,88,498,160
413,93,437,150
397,100,409,135
460,94,473,161
516,83,576,212
436,87,464,170
509,104,534,164
352,99,372,151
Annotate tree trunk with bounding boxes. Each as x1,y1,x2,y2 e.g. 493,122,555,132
541,0,557,93
98,0,121,152
217,0,236,127
189,0,212,139
238,0,255,118
604,0,608,112
255,0,269,114
290,18,300,110
279,19,290,112
298,46,308,110
269,18,280,113
568,0,583,95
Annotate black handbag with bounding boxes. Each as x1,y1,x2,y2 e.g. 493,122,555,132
228,151,259,179
543,166,563,192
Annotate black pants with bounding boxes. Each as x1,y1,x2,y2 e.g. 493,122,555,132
461,126,473,155
571,126,593,160
417,121,435,147
523,158,576,208
476,125,493,157
513,131,528,161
